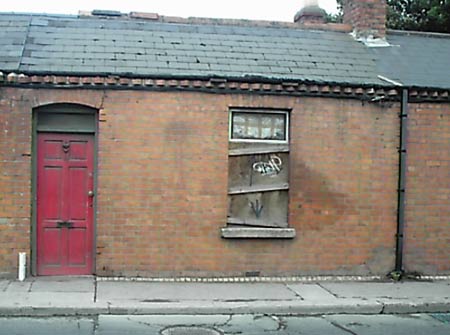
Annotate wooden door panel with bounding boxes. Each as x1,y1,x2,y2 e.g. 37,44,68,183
68,140,88,160
37,133,94,275
68,167,88,222
41,166,63,221
67,229,87,266
41,228,62,265
43,140,64,160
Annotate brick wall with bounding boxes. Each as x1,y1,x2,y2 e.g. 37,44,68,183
0,87,405,277
289,97,399,275
0,88,32,276
95,90,229,276
404,102,450,274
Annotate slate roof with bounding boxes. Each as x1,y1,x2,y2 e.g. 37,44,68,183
0,13,449,89
371,31,450,89
0,14,29,70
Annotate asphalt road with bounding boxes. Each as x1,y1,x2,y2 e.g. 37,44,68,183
1,313,449,334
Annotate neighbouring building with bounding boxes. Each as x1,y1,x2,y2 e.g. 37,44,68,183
0,0,449,278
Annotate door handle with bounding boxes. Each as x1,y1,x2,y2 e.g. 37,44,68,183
56,221,73,228
88,190,94,197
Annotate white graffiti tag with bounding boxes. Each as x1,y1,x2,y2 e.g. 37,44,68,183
253,155,282,176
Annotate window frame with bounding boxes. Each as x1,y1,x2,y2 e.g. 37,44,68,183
228,109,290,144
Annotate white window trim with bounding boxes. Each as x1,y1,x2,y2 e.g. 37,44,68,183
228,109,290,144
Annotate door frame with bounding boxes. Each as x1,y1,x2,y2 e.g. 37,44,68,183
31,103,98,276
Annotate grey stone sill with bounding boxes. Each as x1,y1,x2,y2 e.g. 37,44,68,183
221,227,296,239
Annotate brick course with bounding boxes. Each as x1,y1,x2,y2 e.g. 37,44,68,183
0,86,447,277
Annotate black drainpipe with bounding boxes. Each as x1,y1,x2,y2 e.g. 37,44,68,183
395,88,408,274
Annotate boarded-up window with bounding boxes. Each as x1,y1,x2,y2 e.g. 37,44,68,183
227,109,289,229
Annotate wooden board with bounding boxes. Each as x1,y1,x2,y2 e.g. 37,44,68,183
228,152,289,189
228,191,289,227
227,217,287,228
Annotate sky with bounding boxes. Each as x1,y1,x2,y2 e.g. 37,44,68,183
0,0,338,22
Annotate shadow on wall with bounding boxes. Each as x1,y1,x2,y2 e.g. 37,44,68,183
290,160,356,231
291,160,396,274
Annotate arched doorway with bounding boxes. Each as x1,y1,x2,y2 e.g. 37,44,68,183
33,104,97,275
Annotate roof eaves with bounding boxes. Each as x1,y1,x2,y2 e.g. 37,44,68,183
387,29,450,39
0,69,388,88
2,70,449,102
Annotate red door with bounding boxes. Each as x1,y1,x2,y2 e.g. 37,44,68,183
36,133,94,275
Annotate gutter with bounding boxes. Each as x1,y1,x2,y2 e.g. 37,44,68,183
395,88,408,275
378,75,408,277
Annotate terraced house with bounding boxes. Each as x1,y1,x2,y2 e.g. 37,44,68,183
0,0,449,279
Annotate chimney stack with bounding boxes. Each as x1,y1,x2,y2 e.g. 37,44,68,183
294,0,326,24
342,0,386,39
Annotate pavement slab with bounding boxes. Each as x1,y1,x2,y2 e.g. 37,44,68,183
321,281,450,299
5,280,33,292
0,278,449,316
30,276,94,292
381,300,450,314
97,282,298,302
287,283,339,301
106,297,383,315
25,292,95,305
320,281,450,314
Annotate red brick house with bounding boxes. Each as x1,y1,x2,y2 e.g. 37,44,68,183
0,0,449,278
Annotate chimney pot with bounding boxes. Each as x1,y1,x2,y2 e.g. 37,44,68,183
294,1,326,24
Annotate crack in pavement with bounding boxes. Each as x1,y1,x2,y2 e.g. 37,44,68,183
28,280,35,293
252,314,287,332
92,315,99,335
269,315,287,331
378,301,386,314
284,283,304,300
2,281,11,292
317,283,339,298
134,318,160,328
93,279,98,303
128,315,234,330
214,314,233,327
140,299,179,303
329,320,359,335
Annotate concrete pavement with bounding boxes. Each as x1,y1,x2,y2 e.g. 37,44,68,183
0,276,449,316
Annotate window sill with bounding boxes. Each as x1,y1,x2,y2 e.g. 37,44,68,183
221,227,296,239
